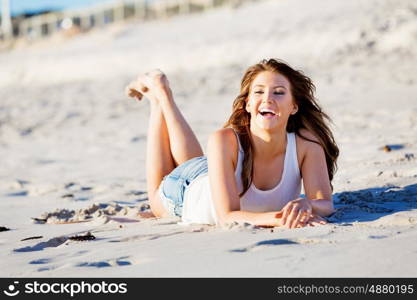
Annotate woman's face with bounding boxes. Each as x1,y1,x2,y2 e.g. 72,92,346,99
246,71,297,131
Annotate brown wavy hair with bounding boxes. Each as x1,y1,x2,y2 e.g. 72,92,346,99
224,58,339,196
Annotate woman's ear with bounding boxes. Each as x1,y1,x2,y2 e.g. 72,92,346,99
291,104,298,115
245,100,251,113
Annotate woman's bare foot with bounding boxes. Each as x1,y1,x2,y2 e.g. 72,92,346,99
125,69,172,103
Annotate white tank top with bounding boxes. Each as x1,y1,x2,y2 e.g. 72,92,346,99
180,130,302,225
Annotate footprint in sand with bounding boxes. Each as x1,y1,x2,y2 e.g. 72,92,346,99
156,221,179,226
229,239,298,253
29,258,52,265
368,235,388,239
37,266,57,272
76,256,133,268
109,231,185,243
6,190,28,197
62,182,94,200
29,250,91,272
296,238,328,244
33,203,143,224
14,236,68,252
15,232,99,252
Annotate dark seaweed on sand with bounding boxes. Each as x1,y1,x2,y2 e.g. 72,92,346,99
31,218,47,224
21,236,43,241
69,232,96,241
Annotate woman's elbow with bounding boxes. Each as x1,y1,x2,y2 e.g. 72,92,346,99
216,208,240,226
216,210,231,226
312,199,335,217
322,202,335,217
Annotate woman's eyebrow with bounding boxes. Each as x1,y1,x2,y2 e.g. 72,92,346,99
254,84,287,89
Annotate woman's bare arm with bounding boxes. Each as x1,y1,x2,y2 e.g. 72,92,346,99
207,128,282,227
301,139,335,217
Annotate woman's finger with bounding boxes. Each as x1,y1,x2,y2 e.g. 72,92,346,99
299,210,311,227
306,215,328,227
280,205,292,226
300,204,312,224
285,206,299,228
289,209,304,229
281,203,297,227
298,211,310,227
311,215,328,224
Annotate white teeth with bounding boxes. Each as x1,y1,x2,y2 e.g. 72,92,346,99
259,108,276,114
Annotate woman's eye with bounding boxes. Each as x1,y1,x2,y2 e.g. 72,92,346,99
274,91,285,95
254,91,263,94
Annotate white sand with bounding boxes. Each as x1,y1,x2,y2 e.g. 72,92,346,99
0,0,417,277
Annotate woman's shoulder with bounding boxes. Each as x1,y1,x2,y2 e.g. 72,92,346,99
208,128,239,150
295,129,324,167
296,128,320,144
208,128,239,167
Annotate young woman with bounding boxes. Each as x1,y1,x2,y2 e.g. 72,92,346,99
126,59,339,228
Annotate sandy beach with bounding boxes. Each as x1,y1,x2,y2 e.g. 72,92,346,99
0,0,417,277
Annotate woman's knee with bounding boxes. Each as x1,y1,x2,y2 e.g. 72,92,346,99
148,190,168,218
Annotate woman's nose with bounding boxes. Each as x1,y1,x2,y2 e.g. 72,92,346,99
262,92,274,103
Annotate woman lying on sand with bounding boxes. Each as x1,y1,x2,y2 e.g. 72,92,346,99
126,59,339,228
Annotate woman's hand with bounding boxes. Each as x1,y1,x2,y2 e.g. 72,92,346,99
279,197,314,228
304,214,328,227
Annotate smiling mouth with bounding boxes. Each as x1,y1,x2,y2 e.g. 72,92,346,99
258,109,277,118
259,111,276,117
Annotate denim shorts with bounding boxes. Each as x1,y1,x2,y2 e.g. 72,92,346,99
159,156,208,217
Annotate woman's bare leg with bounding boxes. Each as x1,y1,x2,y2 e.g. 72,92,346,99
126,70,203,217
158,88,204,166
146,100,175,217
